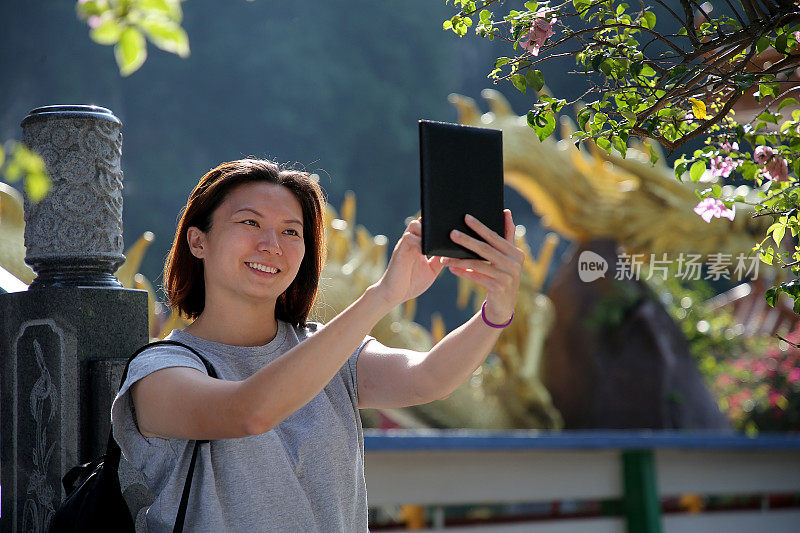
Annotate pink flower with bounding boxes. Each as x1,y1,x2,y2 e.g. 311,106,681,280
717,374,735,387
788,367,800,383
754,145,789,181
720,141,738,152
520,11,557,56
754,145,774,164
764,156,789,182
751,360,768,376
88,15,102,28
710,155,739,178
769,391,785,409
694,197,735,223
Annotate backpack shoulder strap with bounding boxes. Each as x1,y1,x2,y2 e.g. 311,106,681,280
117,339,219,392
108,339,219,531
107,339,219,461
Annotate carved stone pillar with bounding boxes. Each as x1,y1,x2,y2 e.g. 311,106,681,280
21,105,125,288
0,106,149,533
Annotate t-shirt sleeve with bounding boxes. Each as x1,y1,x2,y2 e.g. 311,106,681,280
303,322,372,409
345,336,373,407
110,345,209,474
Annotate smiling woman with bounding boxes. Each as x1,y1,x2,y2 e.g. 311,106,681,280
163,159,325,328
110,157,524,532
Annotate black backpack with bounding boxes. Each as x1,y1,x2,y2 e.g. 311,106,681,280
49,340,218,533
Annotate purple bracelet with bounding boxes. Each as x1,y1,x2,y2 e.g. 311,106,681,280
481,301,513,328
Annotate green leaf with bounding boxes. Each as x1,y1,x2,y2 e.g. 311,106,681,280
76,0,105,16
0,146,5,169
758,82,778,98
594,112,608,125
775,33,789,55
741,161,757,181
523,1,538,10
532,111,556,141
511,74,527,93
479,9,491,21
136,0,182,21
674,160,687,179
690,160,706,182
114,27,147,76
90,16,124,45
620,109,637,124
525,69,545,92
443,19,453,30
774,224,786,246
136,0,173,13
577,109,590,132
641,11,656,30
778,97,798,111
647,143,659,165
640,64,656,77
756,36,770,55
138,18,189,57
24,172,51,203
762,246,774,266
612,136,627,158
596,136,611,152
757,111,779,124
573,0,592,17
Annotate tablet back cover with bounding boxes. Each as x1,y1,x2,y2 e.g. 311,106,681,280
419,120,504,259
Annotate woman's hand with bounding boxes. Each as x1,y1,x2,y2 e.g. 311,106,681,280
444,210,524,325
373,218,445,307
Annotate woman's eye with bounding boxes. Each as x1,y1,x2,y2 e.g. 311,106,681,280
241,219,258,227
284,229,300,236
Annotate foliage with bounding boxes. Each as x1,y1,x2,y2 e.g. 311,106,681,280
648,270,800,434
75,0,189,76
711,328,800,434
0,143,50,202
445,0,800,310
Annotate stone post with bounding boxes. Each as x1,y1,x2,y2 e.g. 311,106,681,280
0,106,149,532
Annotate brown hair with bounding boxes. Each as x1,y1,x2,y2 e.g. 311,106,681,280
164,159,326,326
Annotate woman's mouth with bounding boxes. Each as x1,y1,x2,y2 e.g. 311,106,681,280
246,261,280,274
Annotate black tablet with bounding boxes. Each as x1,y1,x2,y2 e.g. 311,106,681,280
419,120,505,259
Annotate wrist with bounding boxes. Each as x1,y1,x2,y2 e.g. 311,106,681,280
362,284,399,316
481,300,513,328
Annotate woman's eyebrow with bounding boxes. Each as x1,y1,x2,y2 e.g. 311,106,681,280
232,207,263,217
232,207,302,226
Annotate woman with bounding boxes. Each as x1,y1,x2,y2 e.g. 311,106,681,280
111,159,523,532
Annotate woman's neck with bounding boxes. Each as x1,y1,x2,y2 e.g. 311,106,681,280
183,298,280,347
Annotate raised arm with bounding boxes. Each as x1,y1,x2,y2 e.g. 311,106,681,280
130,219,444,441
357,210,523,409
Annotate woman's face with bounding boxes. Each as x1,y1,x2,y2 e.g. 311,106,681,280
187,181,306,310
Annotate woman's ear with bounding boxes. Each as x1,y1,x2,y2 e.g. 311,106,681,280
186,226,206,259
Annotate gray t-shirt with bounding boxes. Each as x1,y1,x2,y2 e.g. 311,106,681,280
111,321,371,532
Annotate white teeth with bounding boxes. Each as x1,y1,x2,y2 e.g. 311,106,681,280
247,262,278,273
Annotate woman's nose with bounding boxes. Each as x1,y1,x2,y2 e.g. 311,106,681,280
258,229,282,255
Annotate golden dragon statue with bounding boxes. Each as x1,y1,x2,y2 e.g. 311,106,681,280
448,89,768,262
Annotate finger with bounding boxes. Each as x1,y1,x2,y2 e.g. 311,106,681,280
402,232,422,249
504,209,515,242
464,214,519,256
443,257,504,278
407,219,422,237
447,266,498,290
450,229,516,269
